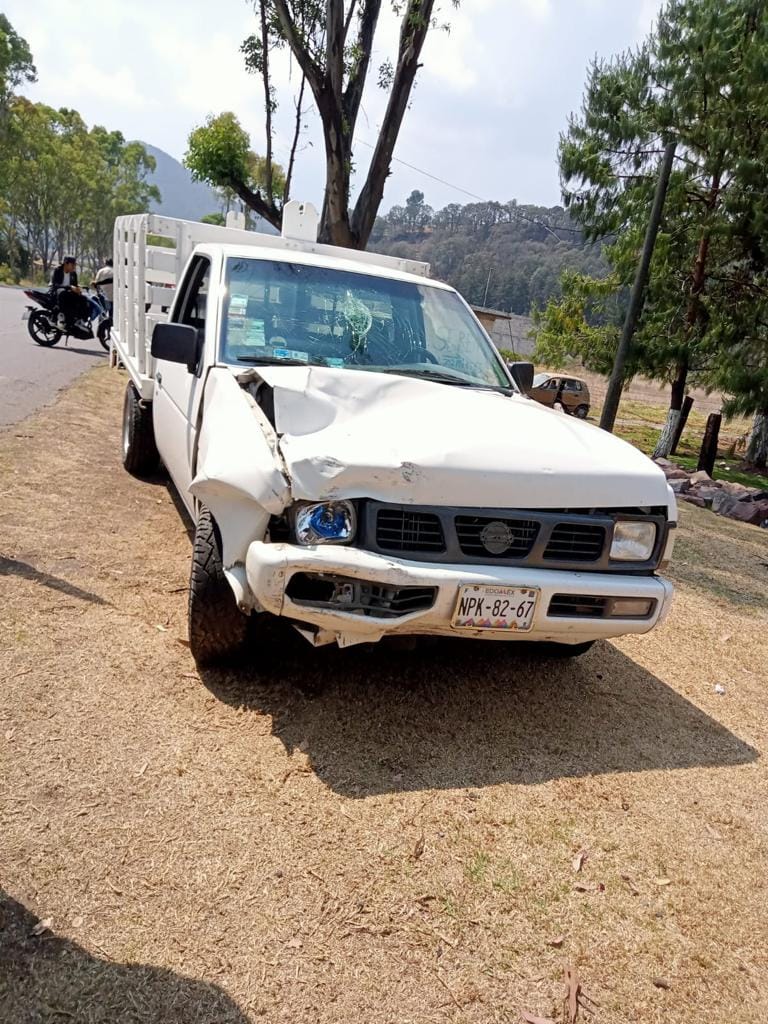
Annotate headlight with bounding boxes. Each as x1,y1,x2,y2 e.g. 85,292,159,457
610,521,657,562
294,501,356,545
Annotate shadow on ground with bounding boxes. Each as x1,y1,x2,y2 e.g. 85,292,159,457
0,890,248,1024
201,628,757,797
43,345,108,358
0,556,108,606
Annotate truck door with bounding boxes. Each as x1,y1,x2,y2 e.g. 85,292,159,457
152,254,211,511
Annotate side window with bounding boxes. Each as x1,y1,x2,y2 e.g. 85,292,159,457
566,380,582,393
547,378,559,390
174,256,210,337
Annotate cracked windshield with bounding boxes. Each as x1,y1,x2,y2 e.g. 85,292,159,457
221,257,511,389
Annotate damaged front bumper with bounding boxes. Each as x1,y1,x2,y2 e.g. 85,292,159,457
243,541,674,648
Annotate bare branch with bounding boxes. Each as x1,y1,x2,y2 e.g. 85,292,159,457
259,0,274,203
343,0,382,132
272,0,324,98
326,0,345,97
284,73,307,204
229,178,282,231
351,0,436,244
343,0,359,41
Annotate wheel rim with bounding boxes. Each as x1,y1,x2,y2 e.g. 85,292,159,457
29,311,61,345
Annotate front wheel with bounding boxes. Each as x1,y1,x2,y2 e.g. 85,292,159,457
28,310,61,347
121,381,159,476
188,507,251,667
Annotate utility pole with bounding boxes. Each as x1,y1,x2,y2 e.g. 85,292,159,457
600,140,677,433
483,266,493,306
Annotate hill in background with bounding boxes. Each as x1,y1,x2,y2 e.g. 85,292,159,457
369,194,606,318
142,144,219,222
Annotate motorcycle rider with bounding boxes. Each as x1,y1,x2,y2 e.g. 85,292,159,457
93,257,114,315
50,256,90,332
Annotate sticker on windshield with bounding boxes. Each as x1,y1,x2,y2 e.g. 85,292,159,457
245,319,266,346
272,347,309,362
325,358,345,368
229,294,248,318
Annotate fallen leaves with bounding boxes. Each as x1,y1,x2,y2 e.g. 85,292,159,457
411,834,426,861
547,935,565,948
654,877,672,887
563,963,598,1022
572,849,588,873
653,977,671,990
30,918,53,937
621,874,640,896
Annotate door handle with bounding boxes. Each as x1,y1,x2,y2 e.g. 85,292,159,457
156,371,162,388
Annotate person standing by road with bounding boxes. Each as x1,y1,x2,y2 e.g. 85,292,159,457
50,256,90,332
93,257,114,315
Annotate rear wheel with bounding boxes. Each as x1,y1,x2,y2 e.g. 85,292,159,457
28,310,61,347
121,381,159,476
574,404,589,419
188,506,251,667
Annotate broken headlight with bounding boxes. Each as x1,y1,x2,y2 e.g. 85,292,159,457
609,521,656,562
294,501,357,546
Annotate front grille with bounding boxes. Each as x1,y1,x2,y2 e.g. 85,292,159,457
544,523,605,562
376,509,445,552
455,515,539,558
549,594,608,618
362,502,666,572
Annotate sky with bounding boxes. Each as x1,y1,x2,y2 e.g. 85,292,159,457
6,0,663,213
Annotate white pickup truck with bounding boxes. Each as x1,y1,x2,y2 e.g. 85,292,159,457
111,203,675,666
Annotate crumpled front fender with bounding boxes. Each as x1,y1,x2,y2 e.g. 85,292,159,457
189,368,291,570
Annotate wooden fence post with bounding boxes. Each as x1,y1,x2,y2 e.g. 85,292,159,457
697,412,722,476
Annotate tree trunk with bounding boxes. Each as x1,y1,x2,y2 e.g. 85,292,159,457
670,395,694,455
652,361,687,459
745,411,768,470
318,97,354,246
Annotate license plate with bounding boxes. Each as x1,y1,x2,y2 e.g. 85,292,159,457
21,310,30,321
452,584,538,632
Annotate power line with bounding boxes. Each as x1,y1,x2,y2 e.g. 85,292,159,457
356,138,581,240
356,139,485,202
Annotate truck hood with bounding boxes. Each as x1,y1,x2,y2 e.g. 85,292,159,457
250,365,670,510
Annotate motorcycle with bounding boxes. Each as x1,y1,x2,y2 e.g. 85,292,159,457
23,285,112,351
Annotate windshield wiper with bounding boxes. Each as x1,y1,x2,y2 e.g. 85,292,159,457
236,355,310,366
378,366,513,393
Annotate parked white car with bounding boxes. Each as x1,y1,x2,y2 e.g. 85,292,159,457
111,204,675,666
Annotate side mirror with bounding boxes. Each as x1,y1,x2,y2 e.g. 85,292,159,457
507,361,534,394
151,322,201,374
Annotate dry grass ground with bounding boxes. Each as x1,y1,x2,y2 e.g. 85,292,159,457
1,367,767,1024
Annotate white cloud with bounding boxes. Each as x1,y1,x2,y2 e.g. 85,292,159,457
2,0,673,207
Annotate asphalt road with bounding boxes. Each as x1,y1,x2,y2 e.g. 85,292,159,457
0,286,105,428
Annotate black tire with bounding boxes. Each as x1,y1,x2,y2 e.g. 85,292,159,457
188,507,251,667
121,381,159,477
574,404,589,419
536,640,595,658
28,309,61,347
97,318,112,351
